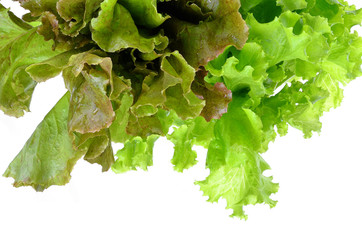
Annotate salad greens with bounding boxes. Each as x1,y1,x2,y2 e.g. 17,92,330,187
1,0,361,219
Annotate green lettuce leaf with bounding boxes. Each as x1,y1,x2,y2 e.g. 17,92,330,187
3,93,84,191
0,5,62,117
112,135,158,173
3,0,361,221
131,51,205,120
167,116,215,172
26,49,82,82
196,100,279,219
110,93,134,143
276,0,307,11
91,0,168,53
246,14,310,66
120,0,169,28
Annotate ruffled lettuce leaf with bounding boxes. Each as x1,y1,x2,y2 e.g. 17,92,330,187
61,50,123,170
112,135,158,173
63,51,115,134
277,0,307,11
120,0,169,28
36,11,90,50
2,0,362,221
191,69,232,121
131,51,204,118
196,99,279,219
199,0,362,218
91,0,168,53
160,0,249,68
56,0,103,36
0,4,62,117
167,117,215,172
16,0,59,17
73,129,115,171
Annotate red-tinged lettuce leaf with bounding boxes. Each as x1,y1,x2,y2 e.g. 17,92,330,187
86,139,114,171
0,5,63,117
91,0,168,53
127,113,165,138
3,93,85,191
158,0,241,21
60,51,120,170
112,135,158,173
66,70,114,134
110,74,132,101
161,0,248,68
37,11,90,50
191,69,232,121
62,51,115,134
74,129,115,171
16,0,59,17
56,0,103,36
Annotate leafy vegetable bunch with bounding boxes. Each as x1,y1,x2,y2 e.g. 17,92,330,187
1,0,361,219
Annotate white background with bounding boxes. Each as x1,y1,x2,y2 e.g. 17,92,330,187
0,0,361,239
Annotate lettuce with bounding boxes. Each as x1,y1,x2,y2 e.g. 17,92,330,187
1,0,361,220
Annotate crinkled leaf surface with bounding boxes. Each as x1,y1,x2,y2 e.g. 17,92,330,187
57,0,103,36
131,51,205,119
63,51,115,134
112,135,158,173
162,0,249,68
192,69,232,121
120,0,169,28
2,0,362,221
91,0,167,53
197,101,279,219
16,0,59,17
167,117,215,172
0,5,62,117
